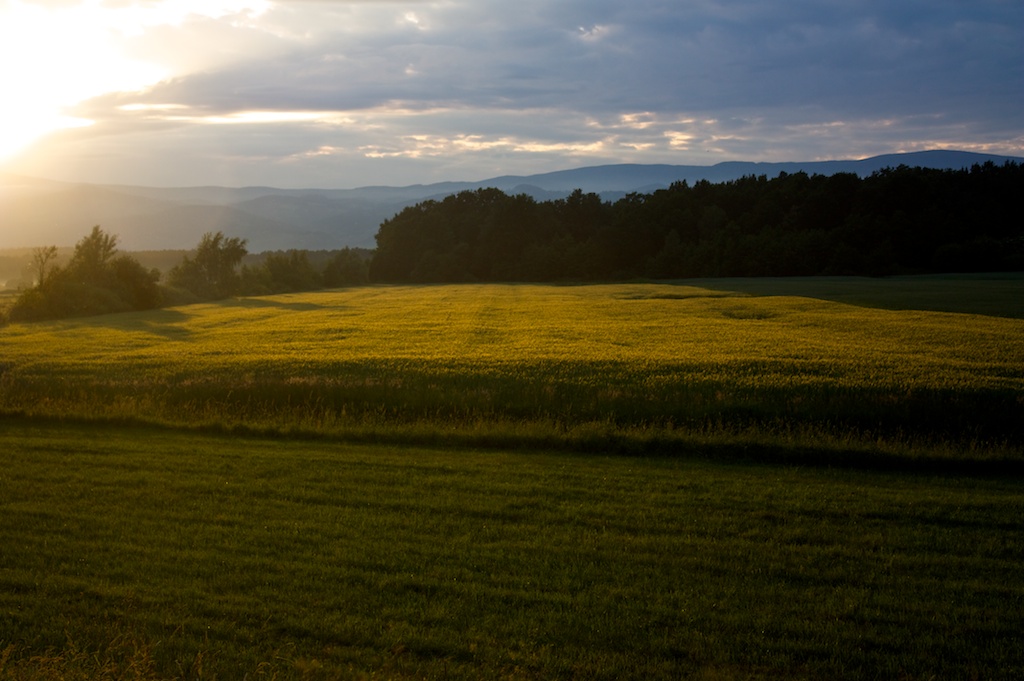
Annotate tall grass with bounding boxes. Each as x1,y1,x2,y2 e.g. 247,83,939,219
1,280,1022,462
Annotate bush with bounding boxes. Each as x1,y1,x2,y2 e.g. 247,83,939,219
8,227,161,322
322,247,369,287
167,232,247,300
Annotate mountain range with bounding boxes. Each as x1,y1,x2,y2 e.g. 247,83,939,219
2,150,1020,252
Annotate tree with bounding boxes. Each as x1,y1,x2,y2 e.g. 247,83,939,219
31,245,59,287
366,162,1024,283
241,250,321,294
168,232,248,300
67,226,118,281
9,226,160,322
646,230,686,279
108,255,162,310
322,248,369,287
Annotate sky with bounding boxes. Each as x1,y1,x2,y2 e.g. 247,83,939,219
0,0,1022,189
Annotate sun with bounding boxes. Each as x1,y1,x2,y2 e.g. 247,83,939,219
0,0,271,163
0,1,165,161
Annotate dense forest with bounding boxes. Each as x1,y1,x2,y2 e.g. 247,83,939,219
370,162,1024,282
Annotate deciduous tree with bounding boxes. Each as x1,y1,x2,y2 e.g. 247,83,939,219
168,232,248,300
31,245,58,287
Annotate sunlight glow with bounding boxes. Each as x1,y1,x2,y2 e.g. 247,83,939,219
0,0,270,161
121,107,360,128
665,131,696,149
186,111,329,125
360,133,614,159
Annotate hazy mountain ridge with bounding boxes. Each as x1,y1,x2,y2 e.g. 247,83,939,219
2,150,1020,251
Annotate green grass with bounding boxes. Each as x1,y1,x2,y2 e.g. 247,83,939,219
1,278,1022,462
1,421,1022,680
693,272,1024,318
2,277,1023,678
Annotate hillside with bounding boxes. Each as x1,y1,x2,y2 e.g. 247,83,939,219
2,150,1020,251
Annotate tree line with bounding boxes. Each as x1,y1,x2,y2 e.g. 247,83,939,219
6,229,369,322
369,161,1024,282
5,161,1021,323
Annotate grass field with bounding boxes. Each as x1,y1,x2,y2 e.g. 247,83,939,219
1,275,1023,678
2,421,1023,680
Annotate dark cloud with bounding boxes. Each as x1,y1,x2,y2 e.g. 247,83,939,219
9,0,1023,187
122,0,1023,118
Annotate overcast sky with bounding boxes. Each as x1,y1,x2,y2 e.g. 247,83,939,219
1,0,1021,188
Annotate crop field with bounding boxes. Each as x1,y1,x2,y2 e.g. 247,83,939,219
1,275,1023,678
2,276,1024,459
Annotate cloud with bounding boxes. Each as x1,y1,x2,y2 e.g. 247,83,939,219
145,1,1024,117
4,0,1022,187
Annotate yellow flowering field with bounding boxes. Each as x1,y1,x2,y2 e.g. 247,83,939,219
2,280,1022,457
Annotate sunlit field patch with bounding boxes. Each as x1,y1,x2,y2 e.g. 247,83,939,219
1,278,1022,460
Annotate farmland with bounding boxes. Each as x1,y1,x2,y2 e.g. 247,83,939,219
1,275,1023,678
2,276,1023,458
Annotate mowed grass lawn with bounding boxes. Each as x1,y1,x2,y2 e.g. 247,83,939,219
1,276,1023,678
1,422,1023,680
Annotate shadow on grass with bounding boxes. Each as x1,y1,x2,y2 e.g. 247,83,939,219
85,296,336,335
676,272,1024,319
225,297,330,312
4,412,1021,480
77,307,196,340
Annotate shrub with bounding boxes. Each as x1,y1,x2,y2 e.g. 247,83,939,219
8,227,161,322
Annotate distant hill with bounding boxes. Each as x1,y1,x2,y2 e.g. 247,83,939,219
2,150,1020,252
